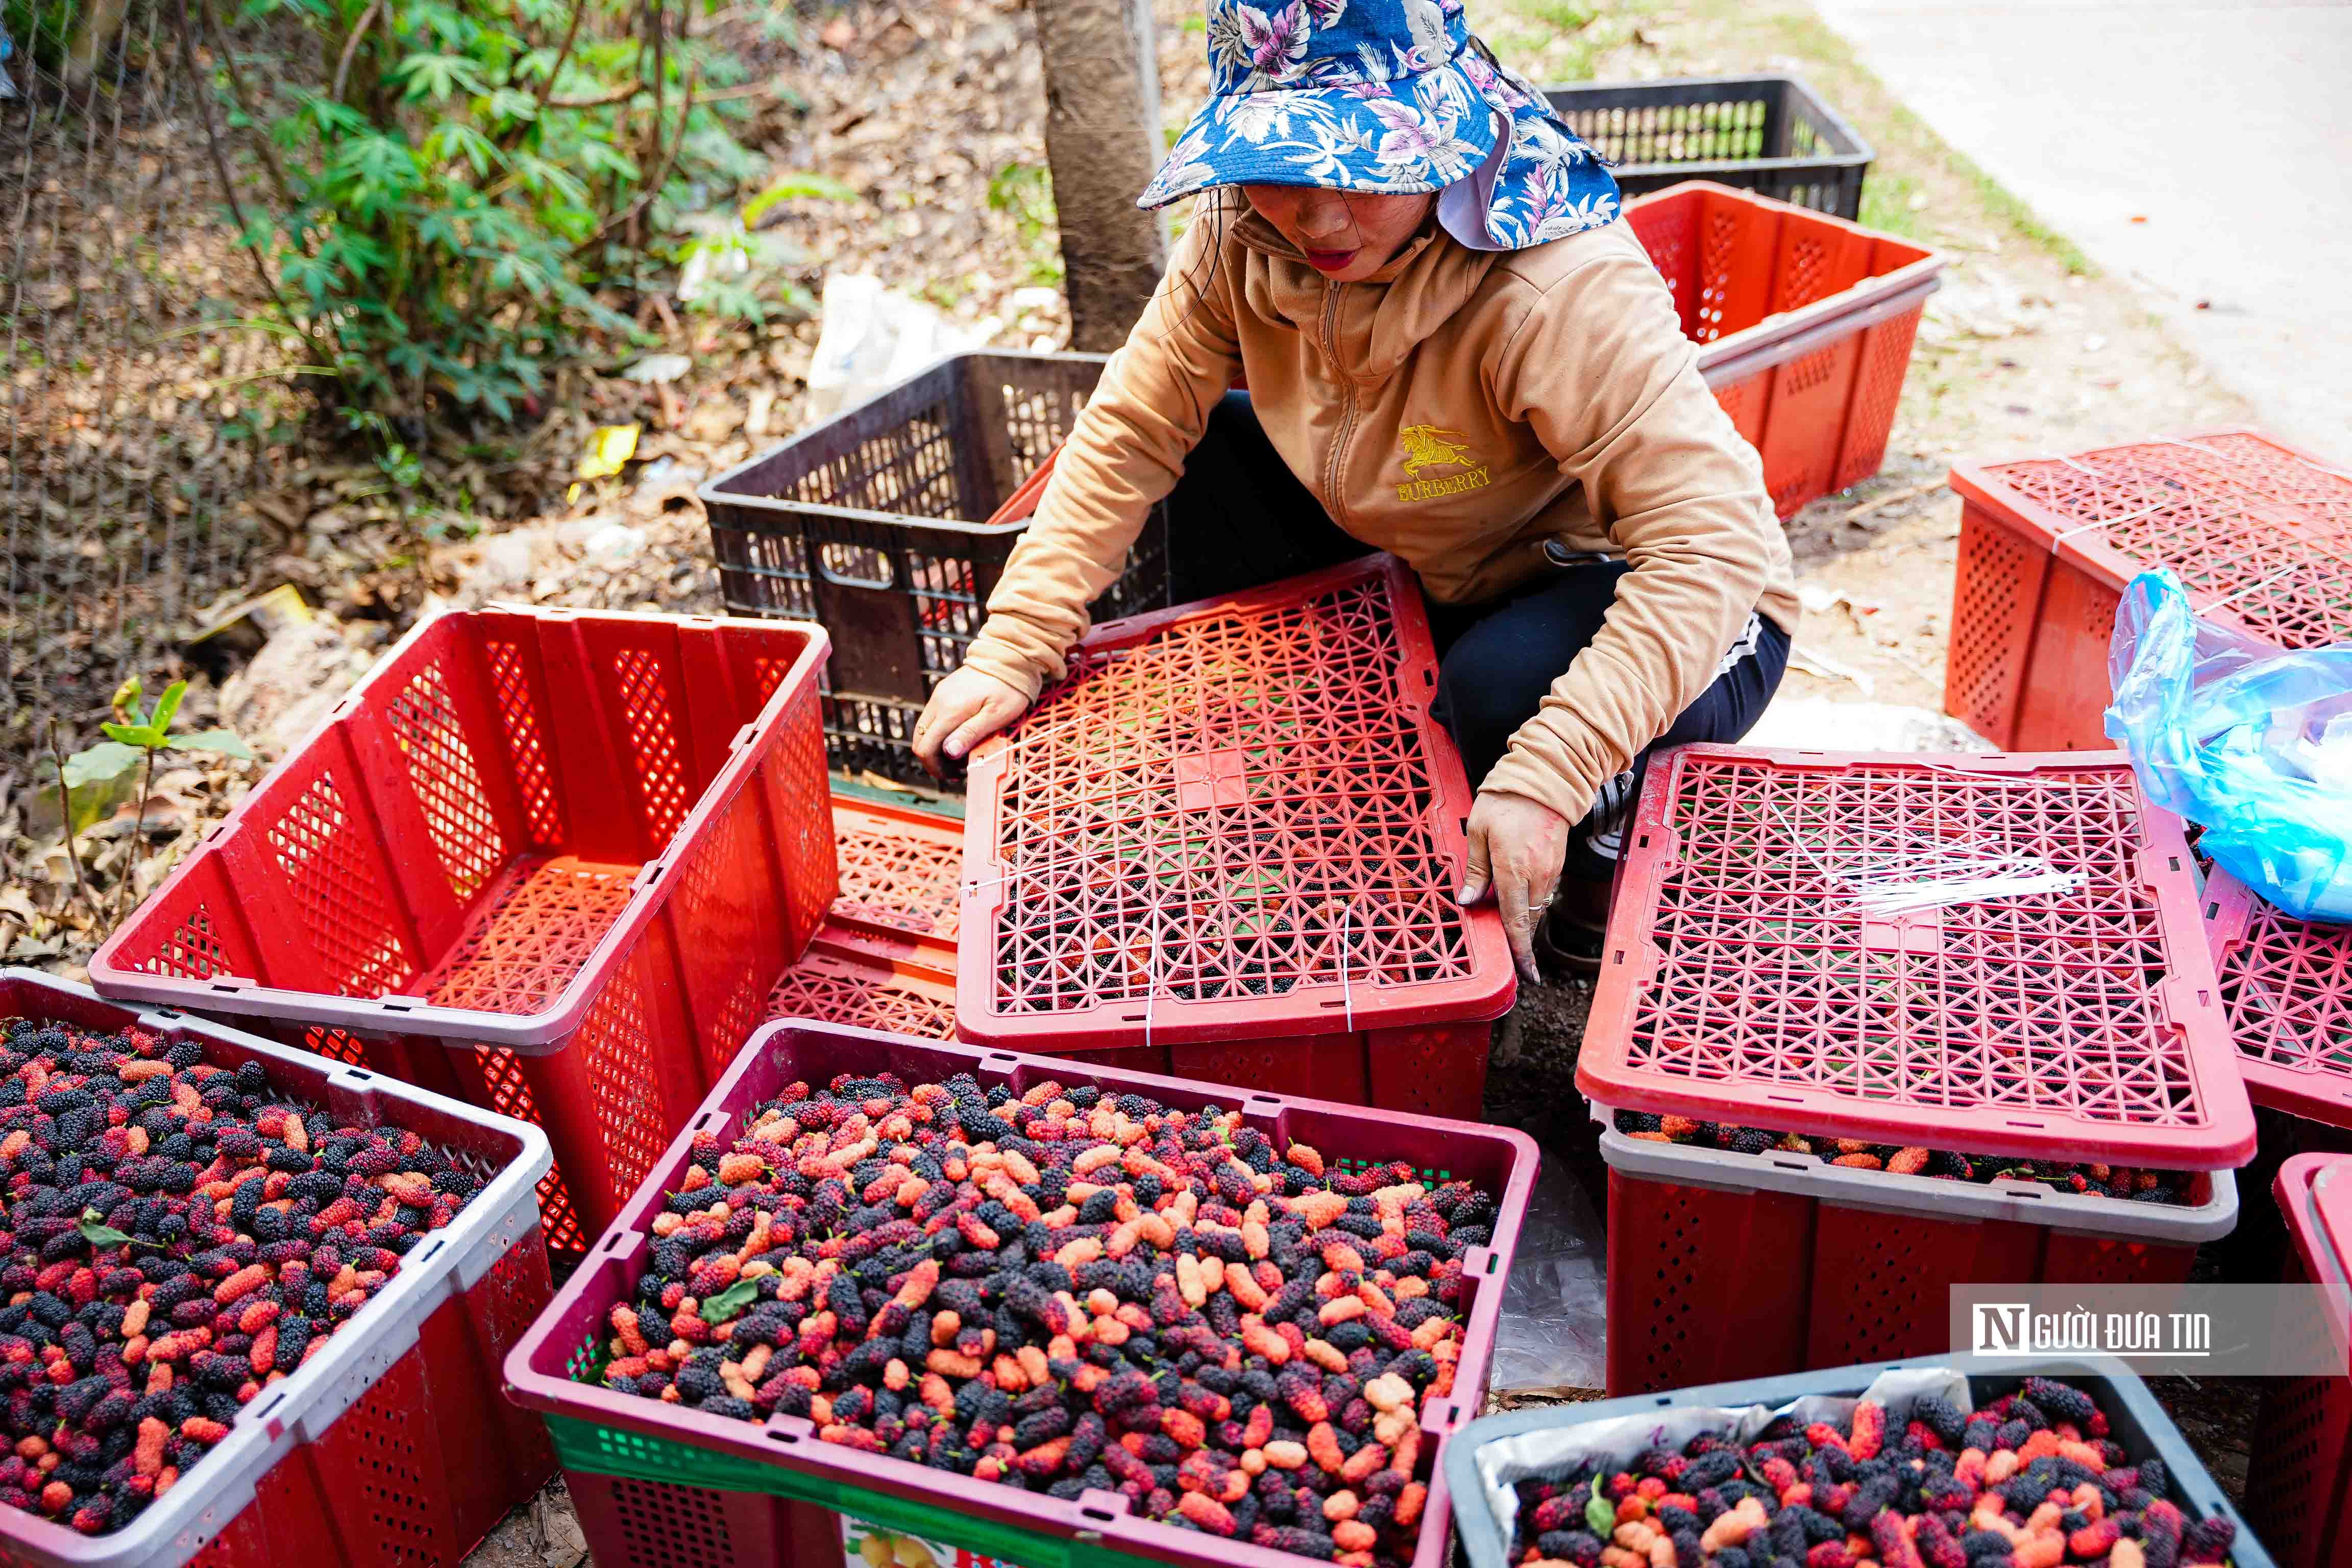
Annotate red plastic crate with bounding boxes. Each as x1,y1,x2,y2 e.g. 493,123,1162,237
2248,1153,2352,1568
1593,1106,2237,1394
504,1018,1537,1568
1945,427,2352,750
0,970,554,1568
763,925,959,1040
89,607,839,1259
1624,181,1944,518
2203,866,2352,1127
957,556,1515,1119
1576,744,2257,1167
828,795,962,958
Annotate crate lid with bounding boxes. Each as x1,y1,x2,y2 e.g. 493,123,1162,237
2202,867,2352,1129
1576,745,2256,1168
1950,427,2352,653
958,555,1515,1050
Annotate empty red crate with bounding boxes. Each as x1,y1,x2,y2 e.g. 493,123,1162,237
2247,1153,2352,1568
0,970,554,1568
504,1018,1537,1568
957,556,1515,1118
89,607,838,1259
1577,744,2256,1166
1624,181,1944,518
1593,1105,2238,1394
1946,427,2352,750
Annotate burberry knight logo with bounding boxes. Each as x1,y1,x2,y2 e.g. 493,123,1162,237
1396,424,1491,502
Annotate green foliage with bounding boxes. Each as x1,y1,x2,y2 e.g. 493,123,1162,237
220,0,765,420
988,161,1062,287
1,0,78,71
55,678,251,834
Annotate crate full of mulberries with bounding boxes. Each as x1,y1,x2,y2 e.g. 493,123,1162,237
1592,1107,2239,1396
502,1017,1538,1568
1441,1358,2269,1568
2245,1153,2352,1568
0,970,554,1568
1573,746,2258,1394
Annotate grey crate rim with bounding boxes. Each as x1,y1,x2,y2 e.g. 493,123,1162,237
1443,1356,2271,1568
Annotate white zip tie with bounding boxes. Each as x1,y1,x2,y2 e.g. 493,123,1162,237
1760,799,2076,915
2049,495,2171,543
2206,559,2306,611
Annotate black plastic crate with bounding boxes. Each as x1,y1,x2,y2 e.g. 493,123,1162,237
1544,74,1872,218
701,351,1171,786
1444,1357,2269,1568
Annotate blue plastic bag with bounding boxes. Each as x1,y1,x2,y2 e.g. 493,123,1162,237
2106,569,2352,923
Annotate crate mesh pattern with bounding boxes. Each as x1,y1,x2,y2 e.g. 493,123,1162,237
765,950,958,1040
1581,749,2252,1165
975,563,1492,1023
830,801,961,941
1978,431,2352,650
2209,871,2352,1118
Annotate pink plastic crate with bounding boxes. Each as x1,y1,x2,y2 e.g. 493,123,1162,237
0,970,553,1568
1576,744,2256,1167
958,557,1515,1119
2247,1153,2352,1568
89,607,838,1258
1946,427,2352,750
2204,866,2352,1127
828,795,961,965
504,1018,1536,1568
764,925,959,1040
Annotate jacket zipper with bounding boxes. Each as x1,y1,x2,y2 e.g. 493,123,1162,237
1319,281,1358,530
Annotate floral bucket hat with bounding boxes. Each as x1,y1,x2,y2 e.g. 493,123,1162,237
1140,0,1621,250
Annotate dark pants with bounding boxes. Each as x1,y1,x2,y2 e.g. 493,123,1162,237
1166,393,1791,879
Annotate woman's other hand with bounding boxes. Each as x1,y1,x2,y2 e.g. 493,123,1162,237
912,666,1031,777
1457,790,1572,985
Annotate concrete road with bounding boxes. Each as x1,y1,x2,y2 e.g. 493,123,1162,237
1812,0,2352,458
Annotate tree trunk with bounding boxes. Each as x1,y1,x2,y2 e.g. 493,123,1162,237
1032,0,1167,352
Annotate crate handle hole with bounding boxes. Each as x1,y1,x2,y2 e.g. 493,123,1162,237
767,1430,801,1444
817,544,894,590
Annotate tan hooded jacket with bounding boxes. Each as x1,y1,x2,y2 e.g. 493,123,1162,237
960,199,1800,827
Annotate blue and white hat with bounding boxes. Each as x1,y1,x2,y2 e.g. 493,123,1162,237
1139,0,1621,250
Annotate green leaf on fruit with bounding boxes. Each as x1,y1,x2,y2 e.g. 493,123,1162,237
699,1277,762,1324
78,1208,137,1249
1585,1475,1614,1534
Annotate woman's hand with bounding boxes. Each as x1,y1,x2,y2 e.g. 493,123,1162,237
1458,790,1572,985
912,666,1032,777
